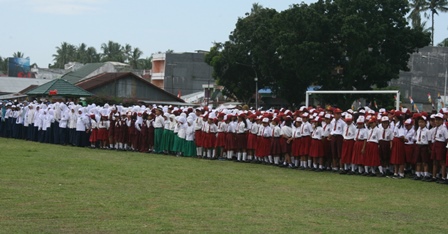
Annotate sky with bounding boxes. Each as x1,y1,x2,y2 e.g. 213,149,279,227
1,0,447,68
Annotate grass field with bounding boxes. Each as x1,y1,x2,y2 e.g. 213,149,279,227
1,138,448,233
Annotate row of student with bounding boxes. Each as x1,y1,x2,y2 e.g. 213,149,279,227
2,101,448,183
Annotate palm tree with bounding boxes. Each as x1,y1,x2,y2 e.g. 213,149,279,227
129,48,143,68
408,0,427,28
101,41,125,62
86,46,100,63
12,51,25,58
425,0,448,46
52,42,76,68
76,43,88,63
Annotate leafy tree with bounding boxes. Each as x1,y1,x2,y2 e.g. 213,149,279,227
206,0,431,107
408,0,428,28
85,46,100,63
438,37,448,46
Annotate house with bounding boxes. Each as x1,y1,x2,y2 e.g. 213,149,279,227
61,62,130,84
76,72,185,103
150,51,215,96
26,79,93,100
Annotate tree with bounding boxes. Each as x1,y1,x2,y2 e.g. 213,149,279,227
101,41,125,62
438,37,448,46
425,0,448,46
128,48,143,69
12,51,25,58
206,0,431,107
85,46,100,63
52,42,77,68
0,56,7,74
408,0,428,29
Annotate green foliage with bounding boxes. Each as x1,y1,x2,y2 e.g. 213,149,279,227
206,1,430,107
438,37,448,46
51,41,150,69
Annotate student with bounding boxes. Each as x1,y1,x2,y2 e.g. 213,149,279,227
236,113,248,162
378,116,393,176
280,116,293,168
247,114,259,163
215,112,227,159
225,114,236,160
309,117,324,171
194,109,204,157
413,116,430,180
184,118,196,157
290,117,302,168
153,108,165,154
299,113,313,169
363,117,382,176
329,108,346,171
340,114,356,174
177,116,188,156
258,117,272,163
429,113,448,183
322,113,333,170
403,118,416,175
203,113,217,159
350,116,368,175
390,113,406,178
89,114,98,148
270,117,282,166
161,113,172,154
97,115,110,149
113,114,124,150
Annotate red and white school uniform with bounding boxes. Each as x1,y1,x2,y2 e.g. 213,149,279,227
413,126,430,164
270,125,282,155
390,124,405,165
215,120,227,148
247,122,259,150
235,121,248,149
89,119,98,144
321,122,332,161
309,126,324,158
431,124,448,161
225,121,236,151
364,127,381,167
340,123,356,164
194,117,204,147
352,127,368,165
97,120,110,141
280,125,293,154
299,121,313,156
257,125,272,157
202,121,217,149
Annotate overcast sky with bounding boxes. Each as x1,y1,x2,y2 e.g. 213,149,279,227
1,0,447,67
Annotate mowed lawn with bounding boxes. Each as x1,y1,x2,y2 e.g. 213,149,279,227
1,138,448,233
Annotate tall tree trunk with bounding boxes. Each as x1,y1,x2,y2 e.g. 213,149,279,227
432,11,435,46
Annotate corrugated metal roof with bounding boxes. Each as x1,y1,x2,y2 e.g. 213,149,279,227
27,79,92,97
0,77,51,94
61,63,105,84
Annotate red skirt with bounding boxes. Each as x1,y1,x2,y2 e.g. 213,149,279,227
352,140,365,165
309,139,324,158
271,137,282,155
147,126,154,147
404,144,415,164
215,132,226,147
413,144,429,164
340,139,355,164
390,137,405,165
235,133,247,149
299,136,311,156
291,138,301,157
225,133,236,150
279,137,291,154
97,128,108,141
363,142,380,167
202,132,216,149
247,133,258,150
195,130,203,147
257,137,271,157
89,128,98,143
431,141,446,161
108,122,115,139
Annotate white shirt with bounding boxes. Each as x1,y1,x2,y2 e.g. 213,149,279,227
343,123,356,140
414,127,429,145
153,115,164,128
281,125,292,138
330,118,346,135
367,127,381,143
432,125,448,143
403,128,415,145
354,128,368,141
311,126,323,140
300,122,313,137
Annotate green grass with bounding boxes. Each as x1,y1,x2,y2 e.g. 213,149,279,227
1,138,448,233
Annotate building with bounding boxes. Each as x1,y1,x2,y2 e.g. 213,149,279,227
76,72,185,103
391,46,448,108
61,62,130,84
150,52,214,97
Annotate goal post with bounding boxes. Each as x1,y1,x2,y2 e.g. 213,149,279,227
305,90,400,111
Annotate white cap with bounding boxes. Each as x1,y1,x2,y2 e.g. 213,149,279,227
356,116,365,123
435,113,444,119
296,117,303,122
262,117,269,123
381,116,389,122
404,118,412,125
324,113,332,119
345,114,353,120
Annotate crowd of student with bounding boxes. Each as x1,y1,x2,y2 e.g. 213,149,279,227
1,100,448,184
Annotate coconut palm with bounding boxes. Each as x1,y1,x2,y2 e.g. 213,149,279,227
425,0,448,46
101,41,125,62
129,48,143,68
438,37,448,46
12,51,25,58
52,42,76,68
408,0,427,29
